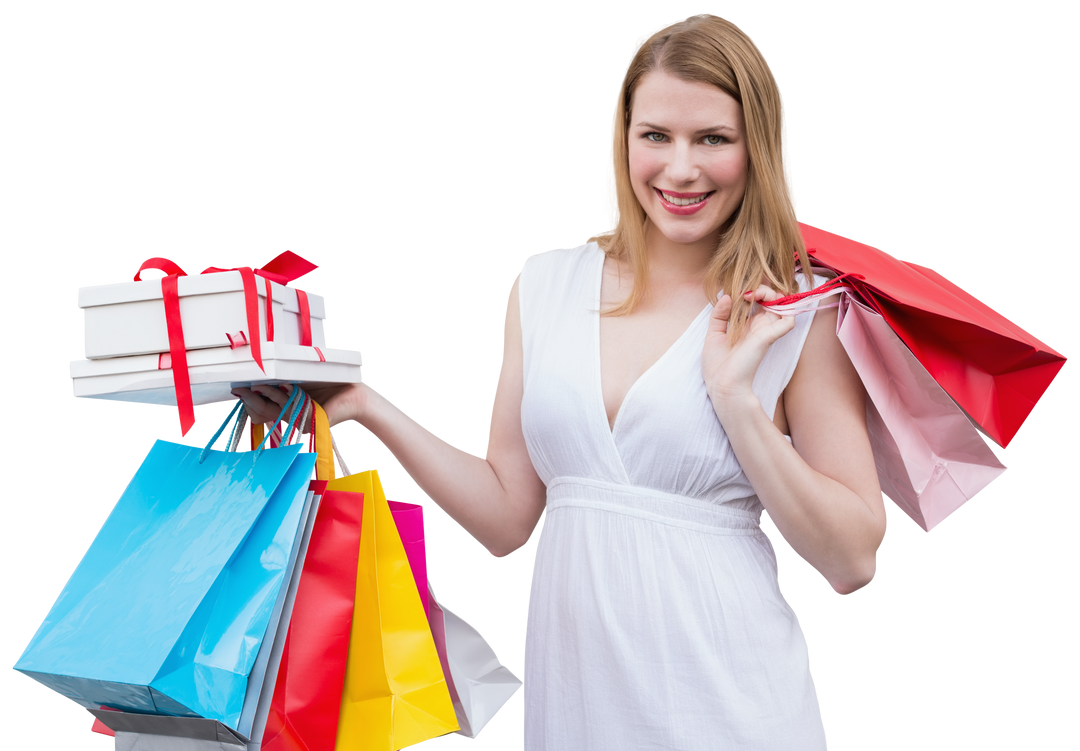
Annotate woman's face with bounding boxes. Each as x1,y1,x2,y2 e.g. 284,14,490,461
627,70,749,250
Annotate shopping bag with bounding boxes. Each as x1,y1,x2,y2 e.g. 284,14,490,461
16,406,316,730
836,294,1006,530
260,405,365,751
388,501,429,620
329,470,459,750
87,395,329,749
427,585,522,738
766,285,1010,529
90,710,249,750
386,499,524,739
795,223,1066,447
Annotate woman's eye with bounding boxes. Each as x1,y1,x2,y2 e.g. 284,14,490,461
643,132,730,144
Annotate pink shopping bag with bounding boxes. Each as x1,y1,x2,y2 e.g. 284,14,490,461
836,294,1006,530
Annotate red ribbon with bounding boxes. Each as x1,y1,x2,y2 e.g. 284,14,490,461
296,290,313,347
136,259,195,434
134,251,317,435
198,266,265,374
264,276,275,343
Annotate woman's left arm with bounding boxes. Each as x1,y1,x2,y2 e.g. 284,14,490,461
704,289,885,594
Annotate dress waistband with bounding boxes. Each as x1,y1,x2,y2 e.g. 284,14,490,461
545,477,761,535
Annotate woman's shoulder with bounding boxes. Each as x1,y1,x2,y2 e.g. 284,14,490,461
795,270,832,294
520,241,602,286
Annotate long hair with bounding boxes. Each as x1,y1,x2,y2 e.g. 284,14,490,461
594,15,810,339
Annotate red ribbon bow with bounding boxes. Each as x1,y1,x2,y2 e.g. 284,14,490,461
134,251,317,436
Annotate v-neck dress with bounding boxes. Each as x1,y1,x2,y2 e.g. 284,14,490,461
519,243,826,750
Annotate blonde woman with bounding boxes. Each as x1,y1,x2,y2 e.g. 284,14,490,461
236,14,883,750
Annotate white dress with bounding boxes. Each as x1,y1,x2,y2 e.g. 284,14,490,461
519,243,827,750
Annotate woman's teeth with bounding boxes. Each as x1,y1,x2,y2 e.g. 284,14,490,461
660,191,708,206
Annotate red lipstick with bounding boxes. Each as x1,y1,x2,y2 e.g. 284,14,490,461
655,188,713,215
660,189,709,198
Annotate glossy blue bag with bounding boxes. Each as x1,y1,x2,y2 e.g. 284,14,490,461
15,398,316,732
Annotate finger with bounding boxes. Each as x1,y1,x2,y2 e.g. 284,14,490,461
763,312,797,337
743,284,786,304
231,386,267,409
708,294,733,334
230,387,279,424
712,293,733,320
251,384,290,406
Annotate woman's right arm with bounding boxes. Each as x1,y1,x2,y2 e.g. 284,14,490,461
232,278,547,557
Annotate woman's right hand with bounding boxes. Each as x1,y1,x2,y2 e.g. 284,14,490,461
302,382,369,427
230,382,369,429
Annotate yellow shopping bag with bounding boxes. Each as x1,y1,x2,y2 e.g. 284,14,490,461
329,469,459,750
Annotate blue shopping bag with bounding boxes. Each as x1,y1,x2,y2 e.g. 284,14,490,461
15,405,316,731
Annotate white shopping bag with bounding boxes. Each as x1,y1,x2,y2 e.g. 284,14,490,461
428,585,522,738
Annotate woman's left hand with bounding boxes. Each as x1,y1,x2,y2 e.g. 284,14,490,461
702,285,795,414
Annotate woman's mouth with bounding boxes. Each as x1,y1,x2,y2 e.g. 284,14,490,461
655,189,713,215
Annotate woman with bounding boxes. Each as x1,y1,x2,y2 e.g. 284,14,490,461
236,14,884,750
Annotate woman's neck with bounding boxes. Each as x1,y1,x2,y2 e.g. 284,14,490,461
642,222,717,284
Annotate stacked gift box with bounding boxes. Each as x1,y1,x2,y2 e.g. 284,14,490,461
69,252,362,432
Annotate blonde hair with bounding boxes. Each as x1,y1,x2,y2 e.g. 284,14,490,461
593,15,811,339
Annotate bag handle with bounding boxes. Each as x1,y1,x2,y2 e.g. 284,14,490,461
199,386,347,479
331,433,350,477
200,386,301,462
254,387,302,455
758,273,867,318
199,399,246,464
312,401,333,481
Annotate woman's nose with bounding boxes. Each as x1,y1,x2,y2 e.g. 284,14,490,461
666,142,699,185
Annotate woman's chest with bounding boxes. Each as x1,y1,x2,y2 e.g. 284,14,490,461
598,280,711,430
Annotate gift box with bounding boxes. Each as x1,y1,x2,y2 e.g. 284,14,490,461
71,252,361,435
81,271,326,360
71,342,362,406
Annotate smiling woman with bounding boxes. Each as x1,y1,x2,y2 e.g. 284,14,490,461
628,73,749,240
514,15,880,749
599,15,812,335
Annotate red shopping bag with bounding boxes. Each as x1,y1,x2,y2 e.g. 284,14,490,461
796,223,1066,447
260,482,362,751
260,403,362,751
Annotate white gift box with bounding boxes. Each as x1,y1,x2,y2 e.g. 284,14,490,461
80,271,326,359
71,342,361,406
